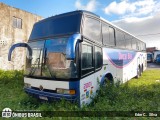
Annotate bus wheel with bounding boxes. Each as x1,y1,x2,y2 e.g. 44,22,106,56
141,65,144,73
136,66,141,79
103,75,113,87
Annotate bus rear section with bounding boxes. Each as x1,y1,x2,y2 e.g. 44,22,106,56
103,48,146,83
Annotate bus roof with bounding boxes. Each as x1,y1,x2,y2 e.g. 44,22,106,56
30,10,145,44
100,17,145,44
36,10,99,25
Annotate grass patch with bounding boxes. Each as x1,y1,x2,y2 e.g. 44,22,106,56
0,69,160,119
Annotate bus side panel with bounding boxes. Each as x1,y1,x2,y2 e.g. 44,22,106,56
69,81,80,103
79,74,97,106
103,48,138,83
103,50,118,82
79,67,109,106
103,48,146,83
79,48,147,106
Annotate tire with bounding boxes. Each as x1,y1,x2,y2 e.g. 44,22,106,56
102,77,113,87
136,66,141,79
141,65,144,73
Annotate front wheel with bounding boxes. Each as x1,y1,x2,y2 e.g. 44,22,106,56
136,66,141,79
102,77,113,87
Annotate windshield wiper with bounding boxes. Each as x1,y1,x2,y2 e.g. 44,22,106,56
43,48,56,79
29,58,40,76
29,48,42,76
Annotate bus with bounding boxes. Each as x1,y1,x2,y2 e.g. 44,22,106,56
153,51,160,62
147,52,153,62
8,10,147,106
155,54,160,64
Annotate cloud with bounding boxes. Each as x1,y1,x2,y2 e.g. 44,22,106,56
75,0,98,12
112,13,160,48
104,1,136,15
104,0,160,17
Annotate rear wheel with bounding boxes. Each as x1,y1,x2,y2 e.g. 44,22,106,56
140,66,142,76
141,65,144,73
136,66,141,79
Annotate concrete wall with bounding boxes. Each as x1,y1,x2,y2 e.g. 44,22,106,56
0,3,43,70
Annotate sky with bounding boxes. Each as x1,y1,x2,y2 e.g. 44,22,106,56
0,0,160,48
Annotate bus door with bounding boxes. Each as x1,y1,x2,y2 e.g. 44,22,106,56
79,40,103,105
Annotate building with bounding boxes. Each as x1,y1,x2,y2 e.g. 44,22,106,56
146,47,159,53
0,3,43,70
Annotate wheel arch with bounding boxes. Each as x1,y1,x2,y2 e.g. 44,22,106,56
100,72,113,85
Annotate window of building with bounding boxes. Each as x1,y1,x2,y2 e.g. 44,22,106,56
95,46,102,69
13,17,22,29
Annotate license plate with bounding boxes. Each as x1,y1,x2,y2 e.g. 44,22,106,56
39,96,48,101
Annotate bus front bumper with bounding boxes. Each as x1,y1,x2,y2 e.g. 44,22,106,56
24,88,78,102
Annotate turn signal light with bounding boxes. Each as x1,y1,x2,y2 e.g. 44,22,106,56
56,88,76,95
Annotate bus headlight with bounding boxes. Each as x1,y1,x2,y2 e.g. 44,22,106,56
24,83,31,88
56,88,75,95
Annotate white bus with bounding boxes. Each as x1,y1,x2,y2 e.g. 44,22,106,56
8,10,147,106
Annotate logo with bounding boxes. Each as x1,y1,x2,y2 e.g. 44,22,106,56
86,91,90,98
2,108,12,118
104,48,136,68
2,108,42,118
84,82,92,89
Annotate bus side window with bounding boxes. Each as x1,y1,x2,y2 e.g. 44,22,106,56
83,16,101,43
116,30,126,48
95,46,102,69
81,42,94,76
102,24,115,46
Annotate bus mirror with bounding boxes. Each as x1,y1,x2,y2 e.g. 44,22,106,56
79,35,83,42
66,34,81,59
78,39,83,42
8,43,32,61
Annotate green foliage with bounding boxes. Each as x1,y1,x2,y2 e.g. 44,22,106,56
0,69,160,120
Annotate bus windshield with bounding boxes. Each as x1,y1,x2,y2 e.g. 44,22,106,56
29,13,81,41
25,37,78,79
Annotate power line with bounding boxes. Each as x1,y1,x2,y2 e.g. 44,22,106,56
136,33,160,36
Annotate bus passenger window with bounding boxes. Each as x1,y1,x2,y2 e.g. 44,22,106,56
83,17,101,43
95,46,102,69
81,42,94,76
109,27,115,46
82,44,93,69
125,34,132,49
116,30,126,48
102,24,115,46
132,38,137,50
